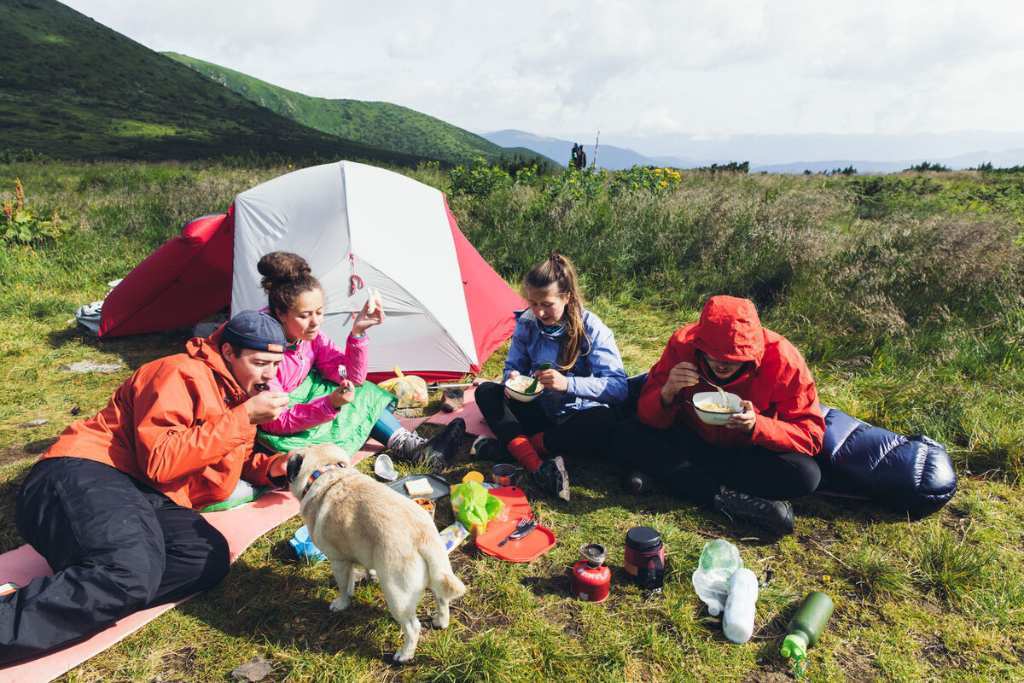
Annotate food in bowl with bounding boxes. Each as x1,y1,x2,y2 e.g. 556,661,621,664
506,375,540,394
692,391,743,426
695,399,734,413
505,374,543,402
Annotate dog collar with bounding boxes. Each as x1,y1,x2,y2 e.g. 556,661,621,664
300,462,347,499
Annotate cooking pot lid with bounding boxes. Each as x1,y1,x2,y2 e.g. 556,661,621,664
625,526,662,551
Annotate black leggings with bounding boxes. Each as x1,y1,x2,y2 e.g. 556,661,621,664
610,418,821,504
0,458,230,664
475,381,617,460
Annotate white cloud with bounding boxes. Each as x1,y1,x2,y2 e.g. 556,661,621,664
60,0,1024,150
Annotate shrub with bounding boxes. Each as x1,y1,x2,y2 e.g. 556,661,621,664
1,178,64,245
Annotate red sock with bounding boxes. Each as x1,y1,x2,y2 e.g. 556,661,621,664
507,436,543,472
529,432,548,456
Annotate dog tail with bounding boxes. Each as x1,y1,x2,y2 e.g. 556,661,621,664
422,544,466,600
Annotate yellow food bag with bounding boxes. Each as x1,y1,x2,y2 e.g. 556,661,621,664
377,366,429,408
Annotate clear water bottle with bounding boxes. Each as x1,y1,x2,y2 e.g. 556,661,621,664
691,539,742,616
722,568,758,643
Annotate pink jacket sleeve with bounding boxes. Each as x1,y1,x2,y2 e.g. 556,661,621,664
312,332,369,385
258,332,371,435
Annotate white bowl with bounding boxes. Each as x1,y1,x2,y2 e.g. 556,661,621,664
692,391,743,426
505,376,542,403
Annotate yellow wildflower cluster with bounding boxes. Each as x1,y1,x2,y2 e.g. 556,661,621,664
653,167,683,190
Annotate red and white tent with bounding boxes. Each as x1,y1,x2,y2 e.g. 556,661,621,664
99,161,524,381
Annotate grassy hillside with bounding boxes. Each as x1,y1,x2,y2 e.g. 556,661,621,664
0,0,427,164
1,161,1022,680
165,52,553,168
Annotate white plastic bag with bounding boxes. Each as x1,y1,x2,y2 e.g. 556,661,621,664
691,539,743,616
377,366,429,408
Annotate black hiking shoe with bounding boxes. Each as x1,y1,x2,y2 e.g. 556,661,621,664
532,456,570,501
470,436,503,461
394,418,466,470
713,486,795,536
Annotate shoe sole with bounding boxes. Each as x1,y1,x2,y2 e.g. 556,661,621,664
552,456,571,502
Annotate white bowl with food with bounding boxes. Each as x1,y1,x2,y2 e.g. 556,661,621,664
505,374,543,403
692,391,743,426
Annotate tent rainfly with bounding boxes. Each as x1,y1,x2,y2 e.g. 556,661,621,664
99,161,524,381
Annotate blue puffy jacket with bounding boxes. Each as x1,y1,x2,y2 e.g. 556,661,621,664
504,309,628,419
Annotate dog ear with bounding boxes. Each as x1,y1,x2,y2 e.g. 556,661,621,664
286,453,304,483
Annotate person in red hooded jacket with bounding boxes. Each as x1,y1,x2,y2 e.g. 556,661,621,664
0,311,292,665
622,295,824,535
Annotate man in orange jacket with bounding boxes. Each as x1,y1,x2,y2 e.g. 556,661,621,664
620,296,824,535
0,311,292,664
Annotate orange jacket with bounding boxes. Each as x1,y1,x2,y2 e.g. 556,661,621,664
43,329,285,509
637,296,825,456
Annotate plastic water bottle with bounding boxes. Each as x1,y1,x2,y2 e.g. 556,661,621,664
691,539,742,616
722,568,758,643
780,592,834,661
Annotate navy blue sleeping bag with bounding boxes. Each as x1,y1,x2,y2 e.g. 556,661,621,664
818,406,957,516
623,374,956,515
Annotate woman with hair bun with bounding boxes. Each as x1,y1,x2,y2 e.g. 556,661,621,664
255,251,465,467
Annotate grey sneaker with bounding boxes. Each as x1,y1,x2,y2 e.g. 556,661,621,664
713,486,795,536
532,456,570,501
391,418,467,469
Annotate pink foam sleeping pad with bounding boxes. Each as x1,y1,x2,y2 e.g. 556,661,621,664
0,394,491,682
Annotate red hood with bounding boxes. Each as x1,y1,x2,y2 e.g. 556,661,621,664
692,296,765,367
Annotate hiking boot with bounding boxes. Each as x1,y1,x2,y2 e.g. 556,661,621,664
532,456,570,501
440,388,465,413
713,486,795,536
470,436,502,460
391,418,466,469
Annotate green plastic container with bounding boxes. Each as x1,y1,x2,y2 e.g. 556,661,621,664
780,591,834,660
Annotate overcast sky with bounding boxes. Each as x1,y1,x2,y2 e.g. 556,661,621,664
63,0,1024,158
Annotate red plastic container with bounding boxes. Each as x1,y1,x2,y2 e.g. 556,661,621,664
623,526,665,589
571,544,611,602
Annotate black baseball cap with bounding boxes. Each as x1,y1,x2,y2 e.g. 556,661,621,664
222,310,287,353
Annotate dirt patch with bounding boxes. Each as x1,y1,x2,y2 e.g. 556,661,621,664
920,634,967,670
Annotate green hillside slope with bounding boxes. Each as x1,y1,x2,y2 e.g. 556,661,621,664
164,52,552,167
0,0,425,164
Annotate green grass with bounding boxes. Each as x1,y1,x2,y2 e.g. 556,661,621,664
163,52,554,169
0,0,428,165
1,161,1023,680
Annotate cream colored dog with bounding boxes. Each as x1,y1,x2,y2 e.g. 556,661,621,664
286,444,466,663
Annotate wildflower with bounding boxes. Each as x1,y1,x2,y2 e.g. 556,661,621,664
2,200,12,221
14,178,25,211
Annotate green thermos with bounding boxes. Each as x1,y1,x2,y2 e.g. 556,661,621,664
780,591,834,660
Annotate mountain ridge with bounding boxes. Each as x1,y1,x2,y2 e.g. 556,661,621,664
164,52,553,167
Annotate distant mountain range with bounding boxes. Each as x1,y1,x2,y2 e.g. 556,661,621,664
484,130,1024,173
165,53,552,167
483,130,697,170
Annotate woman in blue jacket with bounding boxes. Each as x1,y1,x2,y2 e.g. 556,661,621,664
474,253,628,500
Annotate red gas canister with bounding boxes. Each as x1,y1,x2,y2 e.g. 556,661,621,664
571,544,611,602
